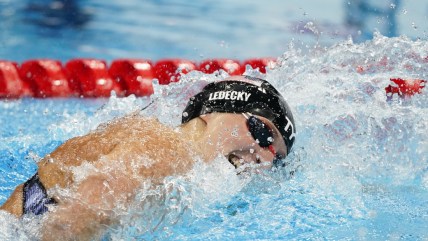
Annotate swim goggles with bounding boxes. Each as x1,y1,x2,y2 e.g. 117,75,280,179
242,112,285,164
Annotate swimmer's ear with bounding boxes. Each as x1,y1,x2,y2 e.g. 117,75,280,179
198,114,210,124
181,115,208,135
182,115,208,128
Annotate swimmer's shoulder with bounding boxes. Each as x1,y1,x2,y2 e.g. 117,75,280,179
38,115,190,187
37,115,160,187
99,115,195,178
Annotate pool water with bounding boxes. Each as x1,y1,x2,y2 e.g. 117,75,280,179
1,0,428,240
1,0,427,61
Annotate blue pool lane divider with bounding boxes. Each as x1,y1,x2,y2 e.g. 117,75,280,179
0,58,425,99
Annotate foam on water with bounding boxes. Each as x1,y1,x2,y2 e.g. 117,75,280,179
1,35,427,240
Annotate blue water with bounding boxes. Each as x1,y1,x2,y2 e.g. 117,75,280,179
1,0,427,61
1,0,428,240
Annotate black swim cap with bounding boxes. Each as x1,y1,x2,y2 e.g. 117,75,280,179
182,75,296,153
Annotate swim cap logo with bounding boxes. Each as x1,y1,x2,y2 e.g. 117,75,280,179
284,116,296,140
208,91,251,101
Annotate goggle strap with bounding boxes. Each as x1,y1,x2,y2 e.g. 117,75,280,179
268,145,276,156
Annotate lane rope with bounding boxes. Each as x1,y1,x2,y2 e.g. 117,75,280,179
0,58,275,98
0,58,425,99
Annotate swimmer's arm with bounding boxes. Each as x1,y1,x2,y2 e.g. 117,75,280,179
41,173,139,241
41,200,109,241
0,184,24,216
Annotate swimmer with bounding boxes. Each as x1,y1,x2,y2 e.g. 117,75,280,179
0,75,295,240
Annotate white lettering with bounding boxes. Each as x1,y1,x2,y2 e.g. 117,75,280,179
214,92,220,99
244,93,251,101
208,91,252,101
284,116,296,140
237,92,244,100
218,91,225,99
225,91,231,100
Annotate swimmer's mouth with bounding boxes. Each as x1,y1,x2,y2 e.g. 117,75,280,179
228,154,242,169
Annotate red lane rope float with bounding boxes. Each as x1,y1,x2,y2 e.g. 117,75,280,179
154,59,197,85
385,78,426,100
109,59,155,96
20,59,73,98
241,58,276,74
0,61,33,98
0,58,426,99
65,59,123,97
199,59,242,75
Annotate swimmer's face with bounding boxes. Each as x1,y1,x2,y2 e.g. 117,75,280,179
199,113,287,170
